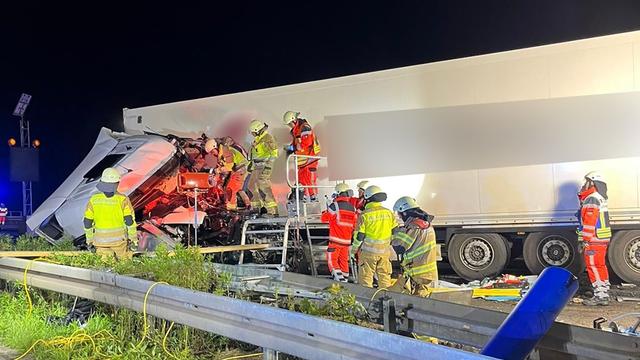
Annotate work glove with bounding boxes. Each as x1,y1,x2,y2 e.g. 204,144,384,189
393,245,406,256
576,229,585,253
284,144,295,154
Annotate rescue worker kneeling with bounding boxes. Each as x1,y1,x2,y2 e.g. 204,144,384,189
321,183,358,282
352,185,397,288
392,196,438,297
83,168,138,260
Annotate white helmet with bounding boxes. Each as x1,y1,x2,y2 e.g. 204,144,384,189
283,111,300,125
334,183,350,194
204,139,217,153
356,180,369,191
249,119,266,133
101,168,121,183
393,196,419,213
364,185,383,200
585,171,605,183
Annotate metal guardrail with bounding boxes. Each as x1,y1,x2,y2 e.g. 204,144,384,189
0,258,489,360
268,269,640,360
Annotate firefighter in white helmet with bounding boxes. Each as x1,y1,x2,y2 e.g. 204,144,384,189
392,196,438,297
352,185,398,288
355,180,369,211
321,183,358,282
246,120,279,216
577,171,612,306
83,167,138,260
283,111,321,202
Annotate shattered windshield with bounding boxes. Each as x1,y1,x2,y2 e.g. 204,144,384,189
84,154,126,182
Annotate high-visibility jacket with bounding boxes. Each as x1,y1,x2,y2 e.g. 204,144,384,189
392,217,438,280
578,187,611,243
290,119,320,166
84,192,137,246
218,144,248,172
321,196,358,245
251,131,278,165
353,202,398,255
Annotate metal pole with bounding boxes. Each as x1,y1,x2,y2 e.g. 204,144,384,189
194,189,198,246
19,115,32,217
294,156,300,221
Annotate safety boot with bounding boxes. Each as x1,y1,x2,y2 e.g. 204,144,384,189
582,297,610,306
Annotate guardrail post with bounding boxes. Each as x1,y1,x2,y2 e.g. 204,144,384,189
382,297,398,334
263,348,278,359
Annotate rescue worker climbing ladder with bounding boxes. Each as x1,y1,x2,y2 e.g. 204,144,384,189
352,185,398,288
283,111,321,202
578,171,612,306
321,183,358,282
246,119,279,216
83,168,138,260
392,196,439,297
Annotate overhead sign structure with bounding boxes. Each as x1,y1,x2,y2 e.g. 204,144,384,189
12,93,32,117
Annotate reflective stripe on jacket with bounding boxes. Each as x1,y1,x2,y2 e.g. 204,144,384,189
219,144,248,172
290,119,320,166
251,131,278,162
321,196,357,245
580,191,611,243
84,192,137,246
392,217,438,280
353,202,398,255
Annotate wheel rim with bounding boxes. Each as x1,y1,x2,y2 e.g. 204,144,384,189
460,237,494,271
624,236,640,273
537,235,572,267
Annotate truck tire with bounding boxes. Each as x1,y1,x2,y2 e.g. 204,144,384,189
448,233,509,281
523,232,585,275
608,230,640,284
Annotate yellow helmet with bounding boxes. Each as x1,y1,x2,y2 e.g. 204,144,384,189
101,167,121,183
356,180,369,190
334,183,350,194
249,119,266,134
364,185,383,200
393,196,419,212
204,139,217,153
283,111,300,125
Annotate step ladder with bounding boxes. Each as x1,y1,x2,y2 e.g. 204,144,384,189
238,217,293,271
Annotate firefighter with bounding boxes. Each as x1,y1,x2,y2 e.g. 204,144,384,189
83,168,138,260
0,203,7,227
352,185,398,288
205,138,251,211
392,196,438,297
321,183,358,282
283,111,321,202
578,171,612,306
355,180,369,211
247,119,279,216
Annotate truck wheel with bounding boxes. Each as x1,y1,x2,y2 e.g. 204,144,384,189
449,233,509,281
523,232,585,275
608,230,640,284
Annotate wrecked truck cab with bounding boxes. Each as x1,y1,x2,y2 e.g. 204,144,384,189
28,128,180,244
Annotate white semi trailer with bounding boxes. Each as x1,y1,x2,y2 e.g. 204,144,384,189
112,31,640,283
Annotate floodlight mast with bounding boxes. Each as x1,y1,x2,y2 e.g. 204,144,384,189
12,93,33,217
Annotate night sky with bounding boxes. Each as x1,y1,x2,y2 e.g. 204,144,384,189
2,1,640,212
